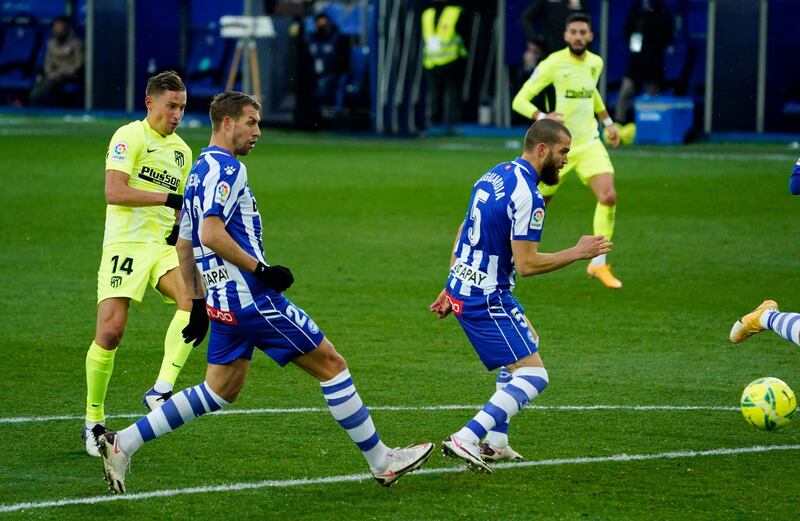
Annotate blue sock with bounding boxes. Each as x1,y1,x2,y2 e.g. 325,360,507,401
456,366,549,444
117,381,228,455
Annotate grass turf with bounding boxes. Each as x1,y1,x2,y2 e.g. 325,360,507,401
0,116,798,519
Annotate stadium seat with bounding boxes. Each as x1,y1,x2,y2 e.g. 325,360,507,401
0,15,41,91
343,45,369,108
340,4,362,36
184,23,233,100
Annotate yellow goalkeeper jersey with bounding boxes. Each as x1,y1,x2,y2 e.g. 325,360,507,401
103,119,192,246
512,48,607,148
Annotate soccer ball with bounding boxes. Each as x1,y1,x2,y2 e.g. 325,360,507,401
740,377,797,431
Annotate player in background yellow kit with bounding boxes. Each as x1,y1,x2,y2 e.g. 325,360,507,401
83,71,196,456
512,13,622,289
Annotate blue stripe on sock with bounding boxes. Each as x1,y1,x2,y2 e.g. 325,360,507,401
775,312,788,334
326,393,355,407
483,402,509,425
767,310,778,330
199,382,222,412
321,377,354,396
782,314,800,341
135,416,156,442
517,375,549,393
355,431,381,452
184,387,207,418
502,383,531,409
160,399,184,430
491,422,509,434
338,404,370,430
466,419,488,440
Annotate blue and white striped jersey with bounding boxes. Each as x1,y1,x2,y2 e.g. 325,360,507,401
179,145,270,312
446,157,545,297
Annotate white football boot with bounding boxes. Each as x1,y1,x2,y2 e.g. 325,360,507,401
442,435,493,474
372,442,435,487
479,442,524,462
98,430,131,494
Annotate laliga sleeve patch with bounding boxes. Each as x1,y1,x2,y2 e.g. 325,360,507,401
109,142,128,162
530,207,545,230
214,181,231,204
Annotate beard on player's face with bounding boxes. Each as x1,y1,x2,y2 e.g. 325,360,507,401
539,150,561,186
569,42,587,55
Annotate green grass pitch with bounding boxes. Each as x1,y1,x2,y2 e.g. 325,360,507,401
0,116,799,519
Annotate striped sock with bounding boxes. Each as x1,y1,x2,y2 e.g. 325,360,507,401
484,367,513,448
455,366,549,444
117,381,229,455
763,310,800,346
321,369,390,473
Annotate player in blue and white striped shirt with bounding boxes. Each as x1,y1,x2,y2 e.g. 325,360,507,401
431,119,611,472
96,92,433,493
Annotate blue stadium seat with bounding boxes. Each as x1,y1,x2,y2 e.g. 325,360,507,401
340,4,362,36
0,16,41,91
184,23,232,99
343,46,369,107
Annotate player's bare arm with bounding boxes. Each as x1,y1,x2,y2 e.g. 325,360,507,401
597,109,620,148
511,235,611,277
202,215,294,292
176,237,204,299
105,169,182,208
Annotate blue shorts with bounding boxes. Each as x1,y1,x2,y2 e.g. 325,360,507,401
447,290,539,371
206,293,325,366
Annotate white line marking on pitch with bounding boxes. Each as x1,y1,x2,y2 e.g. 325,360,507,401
1,444,797,513
0,404,738,425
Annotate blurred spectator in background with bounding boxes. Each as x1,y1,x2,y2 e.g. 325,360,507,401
522,0,587,59
307,13,350,108
614,0,674,125
422,0,468,127
521,0,587,113
29,16,83,106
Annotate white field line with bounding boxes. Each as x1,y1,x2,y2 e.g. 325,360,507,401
0,403,738,425
1,444,797,513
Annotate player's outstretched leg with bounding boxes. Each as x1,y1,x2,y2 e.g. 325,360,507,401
730,300,779,344
731,301,800,347
443,366,548,473
97,381,230,493
479,367,524,462
298,338,434,486
319,366,433,486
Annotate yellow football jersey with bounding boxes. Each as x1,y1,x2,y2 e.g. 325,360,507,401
512,48,607,148
103,119,192,246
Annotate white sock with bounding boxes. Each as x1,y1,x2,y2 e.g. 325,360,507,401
153,380,173,394
591,254,607,267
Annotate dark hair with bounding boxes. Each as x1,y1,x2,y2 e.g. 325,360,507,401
145,70,185,96
565,12,592,29
209,91,262,131
523,119,571,152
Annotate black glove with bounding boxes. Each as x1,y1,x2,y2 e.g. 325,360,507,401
253,262,294,292
165,224,180,246
182,299,209,347
165,193,183,210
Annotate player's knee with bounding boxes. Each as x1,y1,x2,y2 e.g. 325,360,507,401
97,322,125,349
598,189,616,207
321,341,348,374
